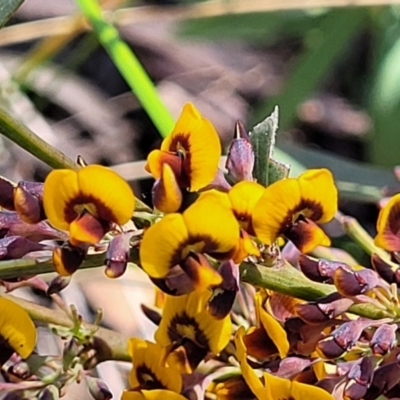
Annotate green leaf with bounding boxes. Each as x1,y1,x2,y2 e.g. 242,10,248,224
0,0,23,29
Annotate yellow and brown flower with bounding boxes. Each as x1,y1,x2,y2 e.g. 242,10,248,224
154,290,231,373
235,327,334,400
0,297,36,365
122,338,187,400
252,168,338,253
146,103,221,213
140,193,239,291
43,165,135,246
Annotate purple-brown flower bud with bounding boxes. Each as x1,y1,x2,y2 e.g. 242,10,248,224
105,232,133,278
0,211,67,241
298,254,351,283
333,267,382,296
370,324,397,356
86,376,113,400
371,253,400,286
0,177,15,210
13,183,45,224
0,236,50,260
316,319,372,359
295,292,353,324
52,243,86,276
344,357,374,400
208,260,239,319
226,121,254,183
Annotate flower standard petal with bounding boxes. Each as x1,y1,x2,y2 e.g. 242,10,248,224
152,164,183,214
127,338,182,393
375,193,400,251
161,103,221,191
183,195,240,258
43,169,80,231
297,168,338,224
291,379,335,400
122,390,188,400
252,178,301,245
78,165,135,225
234,326,269,399
0,297,36,361
140,214,189,278
155,290,231,355
228,181,264,233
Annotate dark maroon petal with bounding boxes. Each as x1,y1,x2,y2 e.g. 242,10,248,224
0,177,15,210
140,303,162,326
46,275,71,295
371,253,400,285
316,336,346,359
334,267,381,296
13,184,45,224
0,236,50,260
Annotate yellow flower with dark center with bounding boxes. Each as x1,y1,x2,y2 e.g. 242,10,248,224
140,194,239,290
252,169,337,253
235,327,334,400
374,193,400,251
155,290,231,357
122,338,186,400
145,103,221,192
0,297,36,364
43,165,135,246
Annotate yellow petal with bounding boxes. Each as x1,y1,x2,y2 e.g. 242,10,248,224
183,195,239,258
0,297,36,359
43,169,80,230
263,373,292,400
140,214,189,278
145,150,182,182
252,178,301,245
127,338,182,393
228,181,264,232
155,291,231,354
285,219,331,253
78,165,135,225
162,103,221,191
255,294,289,358
152,164,182,214
297,169,338,224
375,193,400,251
69,211,107,245
234,326,269,399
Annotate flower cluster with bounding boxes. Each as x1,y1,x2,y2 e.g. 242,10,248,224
8,102,400,400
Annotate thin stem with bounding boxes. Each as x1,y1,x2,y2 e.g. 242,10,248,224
74,0,175,138
0,106,79,170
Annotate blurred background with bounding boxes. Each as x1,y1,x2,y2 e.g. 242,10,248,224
2,0,400,397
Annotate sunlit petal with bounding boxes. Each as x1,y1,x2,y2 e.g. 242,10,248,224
229,181,264,232
140,214,189,278
152,164,182,214
0,297,36,360
252,178,301,245
78,165,135,225
162,103,221,191
43,169,80,230
298,169,337,224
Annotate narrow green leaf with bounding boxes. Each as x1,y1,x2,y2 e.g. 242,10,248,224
0,0,24,29
74,0,175,138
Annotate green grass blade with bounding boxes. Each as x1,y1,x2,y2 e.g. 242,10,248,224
74,0,175,138
0,0,24,29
